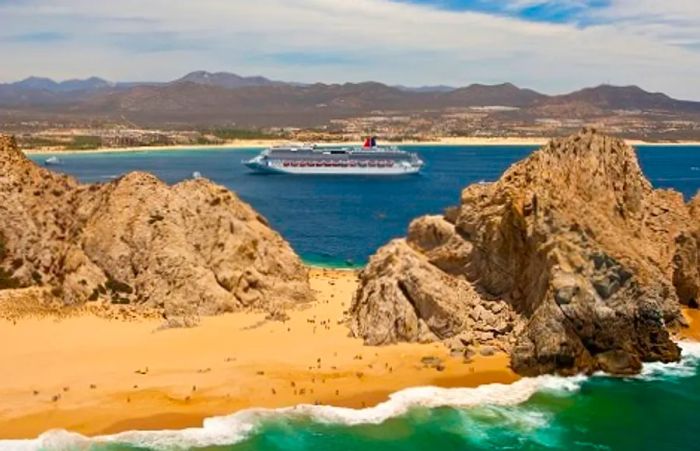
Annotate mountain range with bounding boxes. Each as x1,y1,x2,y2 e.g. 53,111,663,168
1,71,699,128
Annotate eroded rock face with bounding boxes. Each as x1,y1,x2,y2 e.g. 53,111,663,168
351,129,700,376
0,135,310,319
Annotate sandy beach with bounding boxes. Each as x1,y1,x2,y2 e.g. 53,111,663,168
681,308,700,341
0,268,517,439
21,137,700,156
20,137,549,155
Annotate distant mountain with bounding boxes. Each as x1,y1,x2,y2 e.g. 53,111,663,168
394,85,455,93
444,83,545,107
542,84,700,112
10,76,113,92
71,81,428,127
0,76,116,107
0,84,65,106
515,84,700,119
1,72,698,128
172,71,287,89
58,77,114,92
11,76,58,91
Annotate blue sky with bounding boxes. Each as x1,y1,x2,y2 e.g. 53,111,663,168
400,0,610,23
0,0,699,99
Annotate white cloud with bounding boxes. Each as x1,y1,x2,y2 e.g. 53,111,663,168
0,0,699,99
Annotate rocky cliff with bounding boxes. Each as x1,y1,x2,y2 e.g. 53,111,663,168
350,129,700,376
0,135,310,320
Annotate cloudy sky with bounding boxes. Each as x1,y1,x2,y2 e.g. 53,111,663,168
1,0,699,99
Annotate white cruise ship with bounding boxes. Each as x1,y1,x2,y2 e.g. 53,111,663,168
243,138,424,175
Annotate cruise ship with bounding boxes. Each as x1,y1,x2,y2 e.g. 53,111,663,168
243,137,424,175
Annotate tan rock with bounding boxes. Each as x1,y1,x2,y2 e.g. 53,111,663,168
0,135,310,321
351,129,699,376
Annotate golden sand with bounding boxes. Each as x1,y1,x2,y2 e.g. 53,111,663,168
681,308,700,341
0,268,517,439
22,137,548,155
22,137,700,155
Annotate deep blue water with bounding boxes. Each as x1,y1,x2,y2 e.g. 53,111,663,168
29,145,700,267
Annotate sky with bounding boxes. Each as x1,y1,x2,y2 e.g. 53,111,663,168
0,0,699,99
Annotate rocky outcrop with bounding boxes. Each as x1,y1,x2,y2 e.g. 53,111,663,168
0,135,310,319
351,129,700,376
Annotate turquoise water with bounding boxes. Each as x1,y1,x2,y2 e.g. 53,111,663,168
13,343,700,450
16,145,700,451
28,145,700,266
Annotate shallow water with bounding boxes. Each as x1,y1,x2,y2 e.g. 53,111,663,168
12,343,700,450
28,145,700,266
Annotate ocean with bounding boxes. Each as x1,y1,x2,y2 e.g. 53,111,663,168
14,144,700,451
26,145,700,267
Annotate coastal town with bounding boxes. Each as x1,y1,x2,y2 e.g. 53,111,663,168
6,104,700,152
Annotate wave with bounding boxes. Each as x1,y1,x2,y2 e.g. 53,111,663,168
0,376,586,451
5,342,699,451
636,341,700,381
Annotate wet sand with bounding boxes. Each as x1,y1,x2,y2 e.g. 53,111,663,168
0,268,518,439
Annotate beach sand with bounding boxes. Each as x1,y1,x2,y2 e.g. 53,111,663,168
21,137,700,155
681,308,700,341
21,137,549,155
0,268,518,439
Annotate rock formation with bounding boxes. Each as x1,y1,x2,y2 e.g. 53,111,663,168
351,129,700,376
0,135,310,320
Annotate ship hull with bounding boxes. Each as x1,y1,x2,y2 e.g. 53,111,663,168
245,161,420,175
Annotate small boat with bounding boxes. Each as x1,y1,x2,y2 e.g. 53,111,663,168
44,156,61,166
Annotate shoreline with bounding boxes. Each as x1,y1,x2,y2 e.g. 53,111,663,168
21,137,700,155
1,270,698,441
0,268,517,440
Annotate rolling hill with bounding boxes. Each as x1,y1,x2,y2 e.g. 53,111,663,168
1,73,699,128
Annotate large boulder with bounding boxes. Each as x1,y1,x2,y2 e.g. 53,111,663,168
351,129,699,376
0,135,310,319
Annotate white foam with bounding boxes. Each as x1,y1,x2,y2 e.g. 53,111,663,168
637,341,700,381
679,340,700,358
4,344,698,451
3,375,583,451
